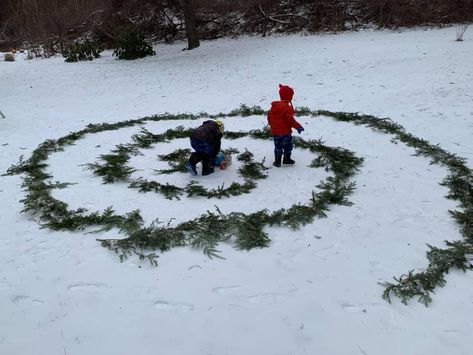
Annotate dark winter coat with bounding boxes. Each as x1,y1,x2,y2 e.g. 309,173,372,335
267,100,302,135
190,120,222,157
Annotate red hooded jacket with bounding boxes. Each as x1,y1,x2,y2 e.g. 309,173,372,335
267,100,302,135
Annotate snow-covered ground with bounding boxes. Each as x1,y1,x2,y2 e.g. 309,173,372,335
1,27,472,355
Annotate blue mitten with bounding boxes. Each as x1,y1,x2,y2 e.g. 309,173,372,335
297,126,305,134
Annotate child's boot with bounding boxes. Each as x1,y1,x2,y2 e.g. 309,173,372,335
201,156,214,176
273,153,282,167
185,154,198,175
202,164,215,176
283,153,295,165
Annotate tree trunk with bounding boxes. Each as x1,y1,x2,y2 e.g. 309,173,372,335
180,0,199,49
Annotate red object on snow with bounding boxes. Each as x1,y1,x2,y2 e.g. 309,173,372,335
278,84,294,101
267,100,302,135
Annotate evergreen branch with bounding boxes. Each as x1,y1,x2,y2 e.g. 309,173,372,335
13,104,473,307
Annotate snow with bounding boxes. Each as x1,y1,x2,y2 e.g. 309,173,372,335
1,27,473,354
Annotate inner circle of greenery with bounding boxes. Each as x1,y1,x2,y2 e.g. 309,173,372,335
86,125,272,200
4,105,473,306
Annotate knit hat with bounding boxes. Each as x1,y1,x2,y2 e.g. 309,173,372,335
214,119,225,134
279,84,294,101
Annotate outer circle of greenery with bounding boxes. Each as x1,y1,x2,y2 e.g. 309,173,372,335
4,106,362,267
5,105,473,306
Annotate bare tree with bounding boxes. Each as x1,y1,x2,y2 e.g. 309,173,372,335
456,23,469,41
180,0,200,49
2,0,473,52
0,0,107,54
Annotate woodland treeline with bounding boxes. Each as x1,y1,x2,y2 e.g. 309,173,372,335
1,0,472,53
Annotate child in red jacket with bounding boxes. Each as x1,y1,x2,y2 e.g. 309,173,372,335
267,84,304,167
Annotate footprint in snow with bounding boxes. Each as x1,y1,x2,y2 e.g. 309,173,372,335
212,285,242,295
67,282,108,292
11,295,44,305
247,289,299,305
154,301,194,313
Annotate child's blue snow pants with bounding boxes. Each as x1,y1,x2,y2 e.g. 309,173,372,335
272,134,293,156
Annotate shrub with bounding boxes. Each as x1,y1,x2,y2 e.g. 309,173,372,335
4,53,15,61
62,40,102,62
113,30,155,60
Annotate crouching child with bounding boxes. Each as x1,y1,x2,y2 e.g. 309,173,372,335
186,119,225,176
